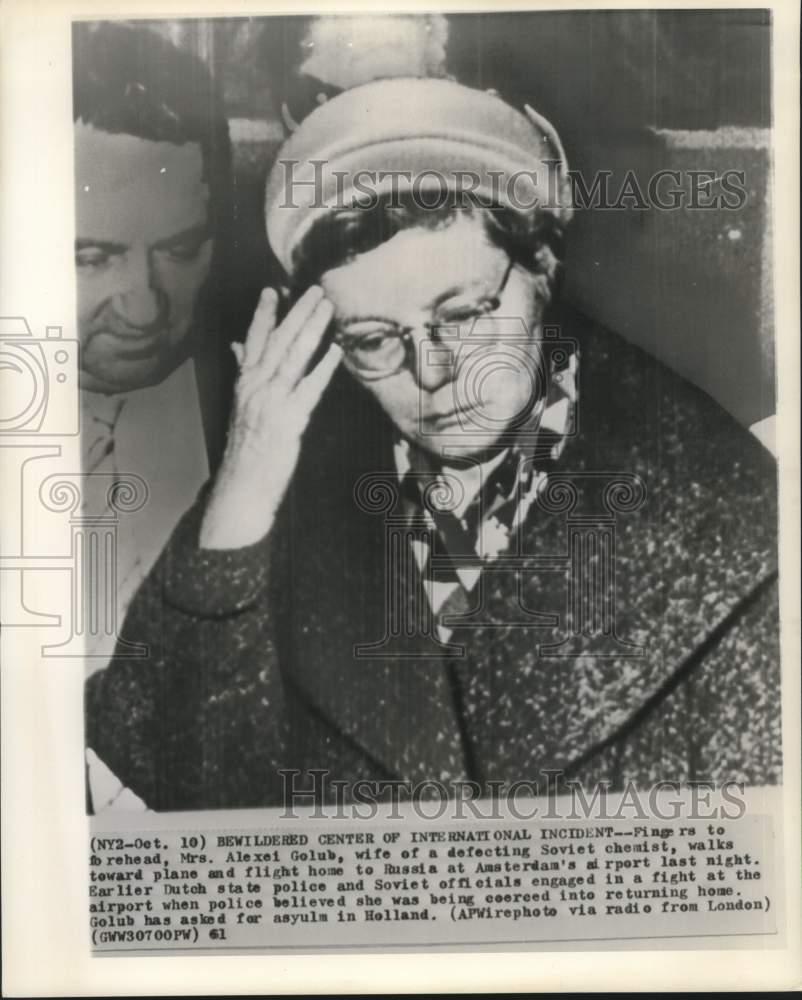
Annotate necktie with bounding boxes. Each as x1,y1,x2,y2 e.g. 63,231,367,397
83,394,126,476
81,394,143,658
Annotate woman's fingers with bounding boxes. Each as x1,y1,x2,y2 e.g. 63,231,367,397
294,342,343,413
206,304,342,551
230,341,245,367
260,284,326,371
245,337,341,429
275,297,335,388
241,287,279,368
236,284,338,431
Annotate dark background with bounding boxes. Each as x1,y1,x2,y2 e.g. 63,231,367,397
146,10,775,429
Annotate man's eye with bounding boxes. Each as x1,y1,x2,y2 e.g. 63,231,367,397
75,248,111,269
161,239,208,263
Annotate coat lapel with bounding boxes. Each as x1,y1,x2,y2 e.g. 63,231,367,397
282,418,471,783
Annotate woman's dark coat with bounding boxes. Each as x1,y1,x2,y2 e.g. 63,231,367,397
86,305,781,810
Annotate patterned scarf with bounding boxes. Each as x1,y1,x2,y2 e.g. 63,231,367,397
395,344,579,634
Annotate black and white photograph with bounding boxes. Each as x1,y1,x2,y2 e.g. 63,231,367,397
0,0,799,991
77,11,781,811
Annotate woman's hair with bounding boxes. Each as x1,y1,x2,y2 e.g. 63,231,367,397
291,193,564,306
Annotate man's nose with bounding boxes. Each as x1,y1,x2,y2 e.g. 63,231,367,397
112,251,167,329
410,327,458,392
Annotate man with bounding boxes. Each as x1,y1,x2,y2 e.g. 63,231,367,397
73,22,233,668
86,77,780,811
74,22,234,810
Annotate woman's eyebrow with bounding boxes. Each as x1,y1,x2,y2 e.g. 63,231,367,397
337,313,398,328
339,281,490,326
430,275,500,309
430,283,471,309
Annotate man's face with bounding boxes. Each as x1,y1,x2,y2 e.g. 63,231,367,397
74,122,213,394
320,215,544,459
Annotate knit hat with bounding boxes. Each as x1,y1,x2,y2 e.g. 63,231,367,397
265,76,572,275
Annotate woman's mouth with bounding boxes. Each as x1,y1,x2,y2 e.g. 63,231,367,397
423,401,480,428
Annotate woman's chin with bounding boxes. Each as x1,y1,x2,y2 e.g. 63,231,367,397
409,428,506,460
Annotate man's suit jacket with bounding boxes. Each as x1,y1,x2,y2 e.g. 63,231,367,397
85,305,781,811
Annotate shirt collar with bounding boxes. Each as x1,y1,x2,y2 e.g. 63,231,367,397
393,438,511,520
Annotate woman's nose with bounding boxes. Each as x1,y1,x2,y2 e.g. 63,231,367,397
409,327,458,392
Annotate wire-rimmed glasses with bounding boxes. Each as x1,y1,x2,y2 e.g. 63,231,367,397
334,257,515,381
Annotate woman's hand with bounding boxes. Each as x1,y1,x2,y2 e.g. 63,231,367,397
200,285,341,549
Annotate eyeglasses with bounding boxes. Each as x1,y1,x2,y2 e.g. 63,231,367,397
334,257,515,381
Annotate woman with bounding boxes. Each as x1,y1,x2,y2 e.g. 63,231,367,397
86,78,780,811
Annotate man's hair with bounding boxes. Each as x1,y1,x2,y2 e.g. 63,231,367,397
72,21,231,216
292,194,564,306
